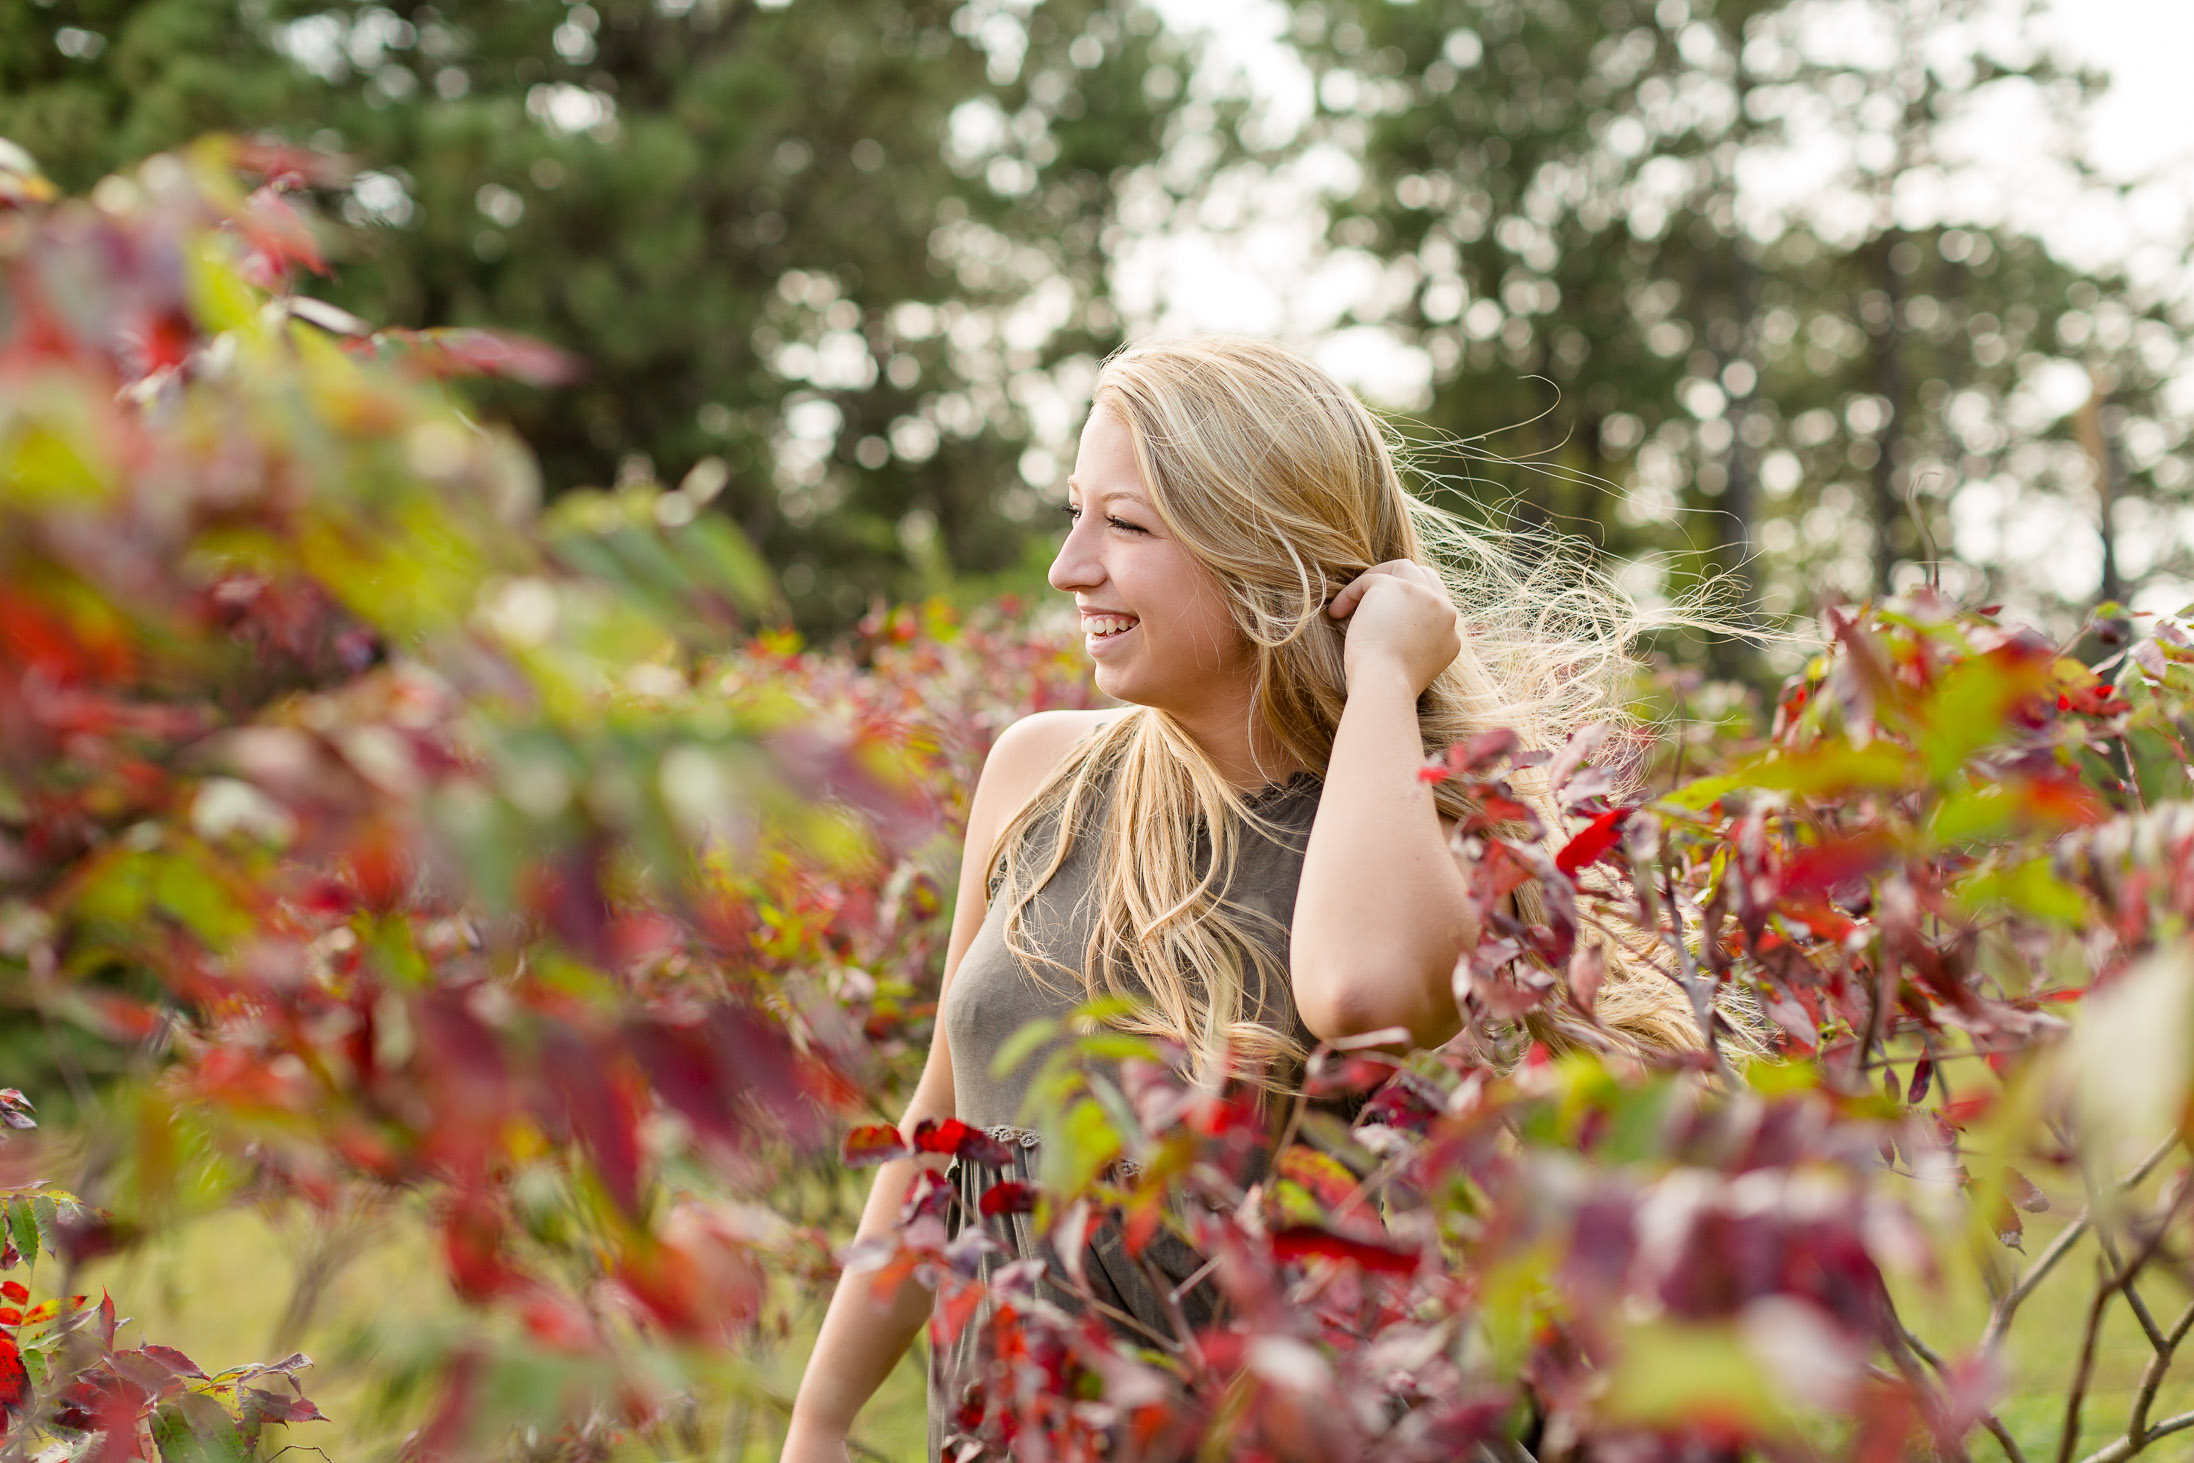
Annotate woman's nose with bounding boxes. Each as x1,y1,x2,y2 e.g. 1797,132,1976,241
1049,521,1101,593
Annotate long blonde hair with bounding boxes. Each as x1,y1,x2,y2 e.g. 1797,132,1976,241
993,336,1700,1084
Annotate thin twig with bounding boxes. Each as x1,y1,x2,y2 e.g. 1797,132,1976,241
1657,853,1737,1086
2074,1410,2194,1463
1985,1215,2093,1352
1898,1315,2029,1463
2127,1299,2194,1444
2079,1156,2170,1353
1983,1415,2034,1463
2056,1179,2192,1463
1984,1133,2182,1352
2058,1260,2118,1463
2110,729,2147,812
2079,1184,2167,1359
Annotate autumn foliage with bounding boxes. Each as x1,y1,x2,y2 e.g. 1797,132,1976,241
8,142,2194,1462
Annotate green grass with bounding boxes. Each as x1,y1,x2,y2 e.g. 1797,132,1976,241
55,1182,2194,1463
1895,1202,2194,1463
70,1201,928,1463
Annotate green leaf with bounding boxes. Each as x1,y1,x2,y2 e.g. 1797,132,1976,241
186,242,260,335
5,1198,35,1261
1067,1032,1164,1066
1926,782,2018,848
675,517,778,616
30,1195,57,1258
1665,742,1916,811
152,1393,255,1463
1916,652,2051,782
1042,1097,1121,1198
4,422,110,504
149,853,255,948
990,1017,1059,1082
1950,859,2089,924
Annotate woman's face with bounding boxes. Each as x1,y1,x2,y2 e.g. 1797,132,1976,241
1049,407,1252,713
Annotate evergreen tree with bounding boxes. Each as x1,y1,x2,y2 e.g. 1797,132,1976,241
2,0,1194,623
1291,0,2190,634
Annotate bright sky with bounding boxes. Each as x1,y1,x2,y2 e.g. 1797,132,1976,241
1114,0,2194,618
1125,0,2194,399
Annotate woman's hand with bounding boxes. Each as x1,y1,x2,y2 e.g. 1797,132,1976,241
1329,560,1463,696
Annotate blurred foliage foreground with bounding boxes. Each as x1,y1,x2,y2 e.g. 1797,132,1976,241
8,146,2194,1463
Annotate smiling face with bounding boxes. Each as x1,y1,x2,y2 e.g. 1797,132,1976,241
1048,407,1254,716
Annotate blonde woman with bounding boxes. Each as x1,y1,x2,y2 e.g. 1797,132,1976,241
783,337,1696,1462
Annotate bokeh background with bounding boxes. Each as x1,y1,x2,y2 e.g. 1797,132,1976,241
5,0,2188,660
3,3,2193,1458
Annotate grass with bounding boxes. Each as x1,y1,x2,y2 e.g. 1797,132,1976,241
37,1161,2193,1463
65,1199,928,1463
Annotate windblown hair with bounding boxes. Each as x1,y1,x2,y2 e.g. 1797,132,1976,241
992,336,1703,1085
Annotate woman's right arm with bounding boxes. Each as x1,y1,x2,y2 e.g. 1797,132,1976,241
781,710,1111,1463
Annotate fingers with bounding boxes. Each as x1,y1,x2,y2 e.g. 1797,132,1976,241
1329,560,1442,618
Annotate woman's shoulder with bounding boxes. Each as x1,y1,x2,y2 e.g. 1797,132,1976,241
980,709,1126,793
965,709,1127,849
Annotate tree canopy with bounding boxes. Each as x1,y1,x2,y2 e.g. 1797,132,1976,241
2,0,1194,624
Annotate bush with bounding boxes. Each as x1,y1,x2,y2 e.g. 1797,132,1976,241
7,142,2194,1462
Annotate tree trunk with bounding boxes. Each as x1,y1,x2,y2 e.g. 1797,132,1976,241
1866,231,1906,595
2076,371,2124,607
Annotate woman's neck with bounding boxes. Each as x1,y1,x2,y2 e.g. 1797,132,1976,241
1160,693,1308,794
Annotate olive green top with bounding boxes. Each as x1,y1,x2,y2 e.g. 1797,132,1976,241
927,768,1324,1461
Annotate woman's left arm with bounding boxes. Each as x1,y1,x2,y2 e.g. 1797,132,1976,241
1291,560,1476,1049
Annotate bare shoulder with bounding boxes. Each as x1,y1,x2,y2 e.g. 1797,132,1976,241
977,709,1124,808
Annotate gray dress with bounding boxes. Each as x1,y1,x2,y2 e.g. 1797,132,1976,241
928,769,1324,1461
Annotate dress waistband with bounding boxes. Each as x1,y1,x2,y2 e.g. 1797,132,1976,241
980,1123,1144,1178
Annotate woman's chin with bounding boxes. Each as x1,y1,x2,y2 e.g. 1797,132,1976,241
1090,661,1150,706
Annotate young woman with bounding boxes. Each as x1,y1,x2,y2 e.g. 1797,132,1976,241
782,337,1697,1462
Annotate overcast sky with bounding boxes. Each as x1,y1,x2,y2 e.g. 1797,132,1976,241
1126,0,2194,405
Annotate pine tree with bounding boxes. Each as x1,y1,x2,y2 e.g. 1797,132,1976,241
2,0,1194,623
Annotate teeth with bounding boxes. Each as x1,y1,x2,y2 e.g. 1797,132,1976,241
1083,615,1137,636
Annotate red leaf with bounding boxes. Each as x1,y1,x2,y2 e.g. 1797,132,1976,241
0,1333,25,1417
896,1167,952,1224
233,139,352,189
1778,836,1892,899
910,1117,1015,1167
1907,1058,1933,1105
978,1181,1038,1217
1461,791,1539,836
1277,1146,1358,1211
1993,1199,2024,1251
1270,1225,1417,1276
1941,1094,1996,1127
542,1030,643,1215
355,327,584,386
842,1123,909,1167
1443,728,1519,775
911,1117,974,1154
519,1293,597,1354
0,1282,24,1303
141,1344,206,1378
1546,723,1610,794
2004,1167,2049,1214
1554,807,1632,879
237,185,327,278
242,1384,329,1425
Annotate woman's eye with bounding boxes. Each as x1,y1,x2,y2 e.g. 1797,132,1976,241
1062,505,1082,523
1106,516,1146,535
